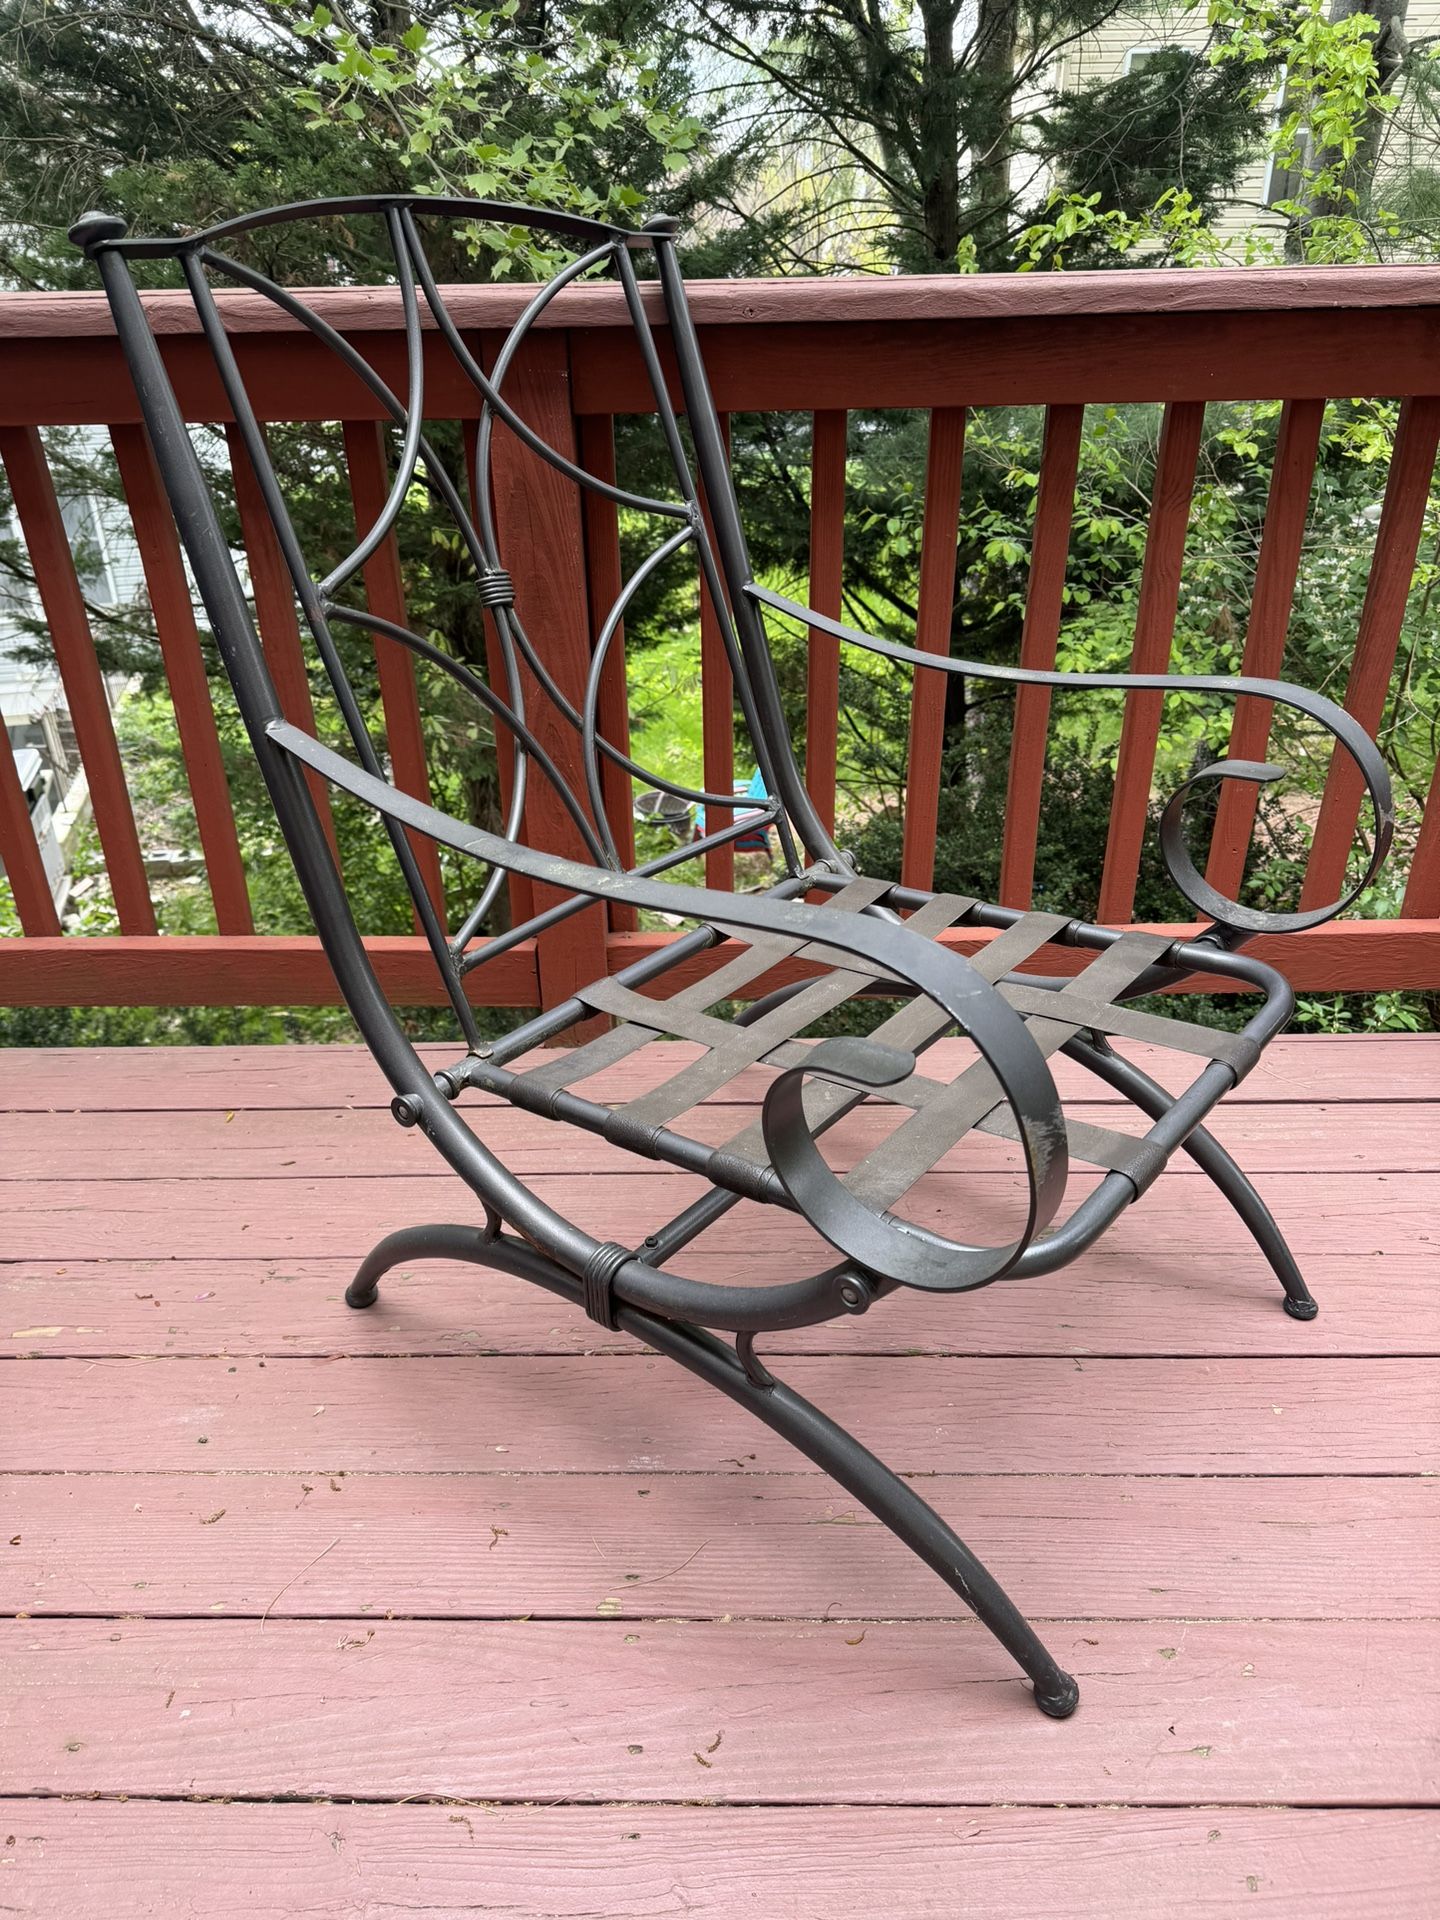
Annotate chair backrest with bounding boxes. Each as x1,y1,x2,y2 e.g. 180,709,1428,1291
73,193,842,1051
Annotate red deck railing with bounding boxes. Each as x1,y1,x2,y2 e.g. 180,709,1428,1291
1,266,1439,1008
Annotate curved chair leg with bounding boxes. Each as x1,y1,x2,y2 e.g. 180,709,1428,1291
1066,1035,1318,1320
344,1222,1081,1718
346,1218,501,1309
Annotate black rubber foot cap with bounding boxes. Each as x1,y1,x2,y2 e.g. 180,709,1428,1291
1034,1673,1080,1719
345,1280,379,1310
1283,1295,1320,1321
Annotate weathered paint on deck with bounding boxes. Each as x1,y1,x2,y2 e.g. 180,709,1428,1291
0,1037,1436,1915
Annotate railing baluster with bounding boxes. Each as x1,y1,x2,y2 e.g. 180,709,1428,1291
1097,399,1206,925
0,690,63,935
484,331,608,1024
110,423,253,935
1204,398,1326,905
1404,759,1440,918
1000,403,1084,909
1302,394,1440,914
699,413,735,891
225,423,340,864
900,406,966,892
0,424,157,934
806,410,847,837
576,412,637,932
342,419,446,922
462,414,534,933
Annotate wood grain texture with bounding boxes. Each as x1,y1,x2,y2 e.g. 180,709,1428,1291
1098,401,1205,924
110,422,254,935
5,1096,1429,1182
7,1471,1433,1623
0,425,156,933
6,1354,1432,1475
3,1804,1435,1920
5,1617,1436,1803
901,407,966,890
16,263,1440,342
4,1249,1432,1358
2,1034,1429,1112
1000,402,1084,909
0,1035,1432,1868
2,1167,1425,1263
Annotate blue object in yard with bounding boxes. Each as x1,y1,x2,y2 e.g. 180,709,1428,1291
699,768,773,851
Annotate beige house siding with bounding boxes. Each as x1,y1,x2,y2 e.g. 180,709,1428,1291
1041,1,1440,247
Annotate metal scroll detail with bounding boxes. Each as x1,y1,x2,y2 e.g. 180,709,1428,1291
760,1036,1056,1291
748,581,1395,943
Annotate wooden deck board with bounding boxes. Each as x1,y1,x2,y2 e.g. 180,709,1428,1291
4,1096,1434,1178
4,1169,1430,1263
6,1471,1434,1621
6,1249,1433,1354
7,1354,1434,1475
5,1805,1436,1920
6,1617,1437,1804
1,1033,1431,1110
0,1035,1435,1915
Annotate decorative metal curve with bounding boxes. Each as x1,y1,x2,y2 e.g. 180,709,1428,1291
317,208,427,599
761,1037,1044,1291
1157,758,1380,935
397,210,687,521
579,519,700,862
321,601,612,869
193,207,791,951
83,191,630,260
750,581,1395,939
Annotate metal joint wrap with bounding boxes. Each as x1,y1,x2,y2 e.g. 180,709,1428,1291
579,1241,631,1330
478,568,515,608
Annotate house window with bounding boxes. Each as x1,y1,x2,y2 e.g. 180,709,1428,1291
1123,46,1164,73
1262,68,1313,208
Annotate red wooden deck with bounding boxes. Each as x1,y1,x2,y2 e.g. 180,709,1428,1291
1,1035,1437,1916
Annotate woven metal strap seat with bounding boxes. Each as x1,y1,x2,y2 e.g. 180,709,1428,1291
73,191,1393,1721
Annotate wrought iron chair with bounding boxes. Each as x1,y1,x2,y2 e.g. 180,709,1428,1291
73,195,1393,1719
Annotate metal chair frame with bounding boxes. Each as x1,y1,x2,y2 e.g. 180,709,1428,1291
74,196,1394,1718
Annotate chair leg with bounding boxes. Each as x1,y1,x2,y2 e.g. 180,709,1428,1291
1065,1035,1318,1319
346,1218,501,1309
343,1222,1081,1718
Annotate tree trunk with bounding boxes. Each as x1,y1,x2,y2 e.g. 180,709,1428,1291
967,0,1017,269
1309,0,1409,223
916,0,964,266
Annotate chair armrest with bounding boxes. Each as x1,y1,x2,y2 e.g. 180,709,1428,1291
749,581,1395,937
267,716,1068,1289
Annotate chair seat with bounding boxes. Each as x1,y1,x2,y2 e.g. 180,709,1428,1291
466,875,1260,1222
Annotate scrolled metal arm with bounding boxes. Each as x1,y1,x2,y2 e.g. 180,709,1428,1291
266,717,1070,1290
750,582,1395,939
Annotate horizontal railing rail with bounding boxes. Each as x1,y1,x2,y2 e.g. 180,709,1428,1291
1,266,1438,1008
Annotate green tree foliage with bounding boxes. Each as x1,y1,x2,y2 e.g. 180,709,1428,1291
0,0,1436,1043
